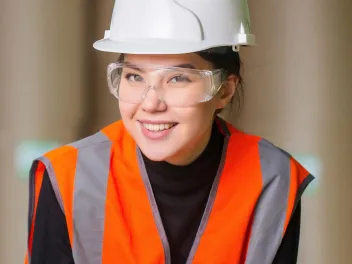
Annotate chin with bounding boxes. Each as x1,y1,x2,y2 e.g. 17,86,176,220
137,139,181,161
140,148,171,162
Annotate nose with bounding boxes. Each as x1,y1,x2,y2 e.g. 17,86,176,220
141,87,167,113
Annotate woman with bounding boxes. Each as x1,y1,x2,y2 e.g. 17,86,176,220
25,1,314,263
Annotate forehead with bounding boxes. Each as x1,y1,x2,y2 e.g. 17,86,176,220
123,53,213,70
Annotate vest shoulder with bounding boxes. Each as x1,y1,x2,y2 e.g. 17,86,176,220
39,120,126,163
230,127,293,164
256,137,293,162
240,134,313,190
229,127,311,181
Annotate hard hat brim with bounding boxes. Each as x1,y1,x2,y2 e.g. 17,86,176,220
93,37,255,55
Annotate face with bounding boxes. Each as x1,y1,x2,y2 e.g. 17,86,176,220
118,53,236,165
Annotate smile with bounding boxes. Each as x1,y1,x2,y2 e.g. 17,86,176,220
142,123,177,132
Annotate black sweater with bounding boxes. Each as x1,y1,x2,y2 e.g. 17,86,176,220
30,124,301,264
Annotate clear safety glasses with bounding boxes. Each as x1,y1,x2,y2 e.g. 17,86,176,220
107,62,227,108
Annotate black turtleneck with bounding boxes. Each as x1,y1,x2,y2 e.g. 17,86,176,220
30,122,301,264
142,123,224,264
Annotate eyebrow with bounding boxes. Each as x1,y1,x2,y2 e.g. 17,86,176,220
124,62,197,71
173,64,196,69
126,64,144,72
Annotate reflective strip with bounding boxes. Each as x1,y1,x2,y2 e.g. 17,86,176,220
137,149,172,264
70,131,112,264
28,161,38,244
216,117,231,136
70,132,110,149
27,161,39,264
186,135,229,264
245,139,291,264
37,156,65,213
294,174,314,211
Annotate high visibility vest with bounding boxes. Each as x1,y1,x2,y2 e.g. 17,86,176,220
25,118,313,264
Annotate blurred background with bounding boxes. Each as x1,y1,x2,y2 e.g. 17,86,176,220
1,0,351,263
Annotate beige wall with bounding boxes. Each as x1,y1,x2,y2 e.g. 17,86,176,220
1,0,351,263
0,0,87,262
92,0,120,131
238,1,352,263
240,1,352,263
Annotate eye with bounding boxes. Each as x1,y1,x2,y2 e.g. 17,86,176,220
125,73,144,82
169,75,191,83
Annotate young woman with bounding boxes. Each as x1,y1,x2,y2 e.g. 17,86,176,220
25,1,314,263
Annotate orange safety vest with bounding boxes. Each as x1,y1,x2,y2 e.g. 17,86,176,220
25,118,313,264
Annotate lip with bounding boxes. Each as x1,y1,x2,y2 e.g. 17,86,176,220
138,120,178,140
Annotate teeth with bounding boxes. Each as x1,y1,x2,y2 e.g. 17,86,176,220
143,123,176,132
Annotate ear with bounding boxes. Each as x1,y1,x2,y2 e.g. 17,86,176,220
216,74,239,109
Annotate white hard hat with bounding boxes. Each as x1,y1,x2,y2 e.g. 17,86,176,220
93,0,255,54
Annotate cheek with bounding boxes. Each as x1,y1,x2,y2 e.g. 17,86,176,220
176,102,217,128
119,102,138,120
118,102,140,136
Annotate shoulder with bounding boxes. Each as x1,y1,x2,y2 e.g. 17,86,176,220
257,137,293,168
225,121,290,160
226,121,311,182
37,120,127,166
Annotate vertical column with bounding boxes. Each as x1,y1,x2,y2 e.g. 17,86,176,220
0,0,86,262
238,0,352,263
92,0,120,131
318,2,352,263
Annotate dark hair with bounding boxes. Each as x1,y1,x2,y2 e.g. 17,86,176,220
197,46,244,116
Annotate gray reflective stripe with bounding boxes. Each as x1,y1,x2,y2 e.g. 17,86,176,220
71,131,112,264
137,149,172,264
28,161,38,246
70,132,110,149
27,131,111,263
186,135,229,264
245,139,291,264
27,157,65,263
37,156,65,213
216,117,231,136
293,174,314,212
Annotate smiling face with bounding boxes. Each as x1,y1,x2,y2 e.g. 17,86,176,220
118,53,236,165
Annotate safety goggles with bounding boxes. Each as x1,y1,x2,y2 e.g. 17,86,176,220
107,62,227,108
